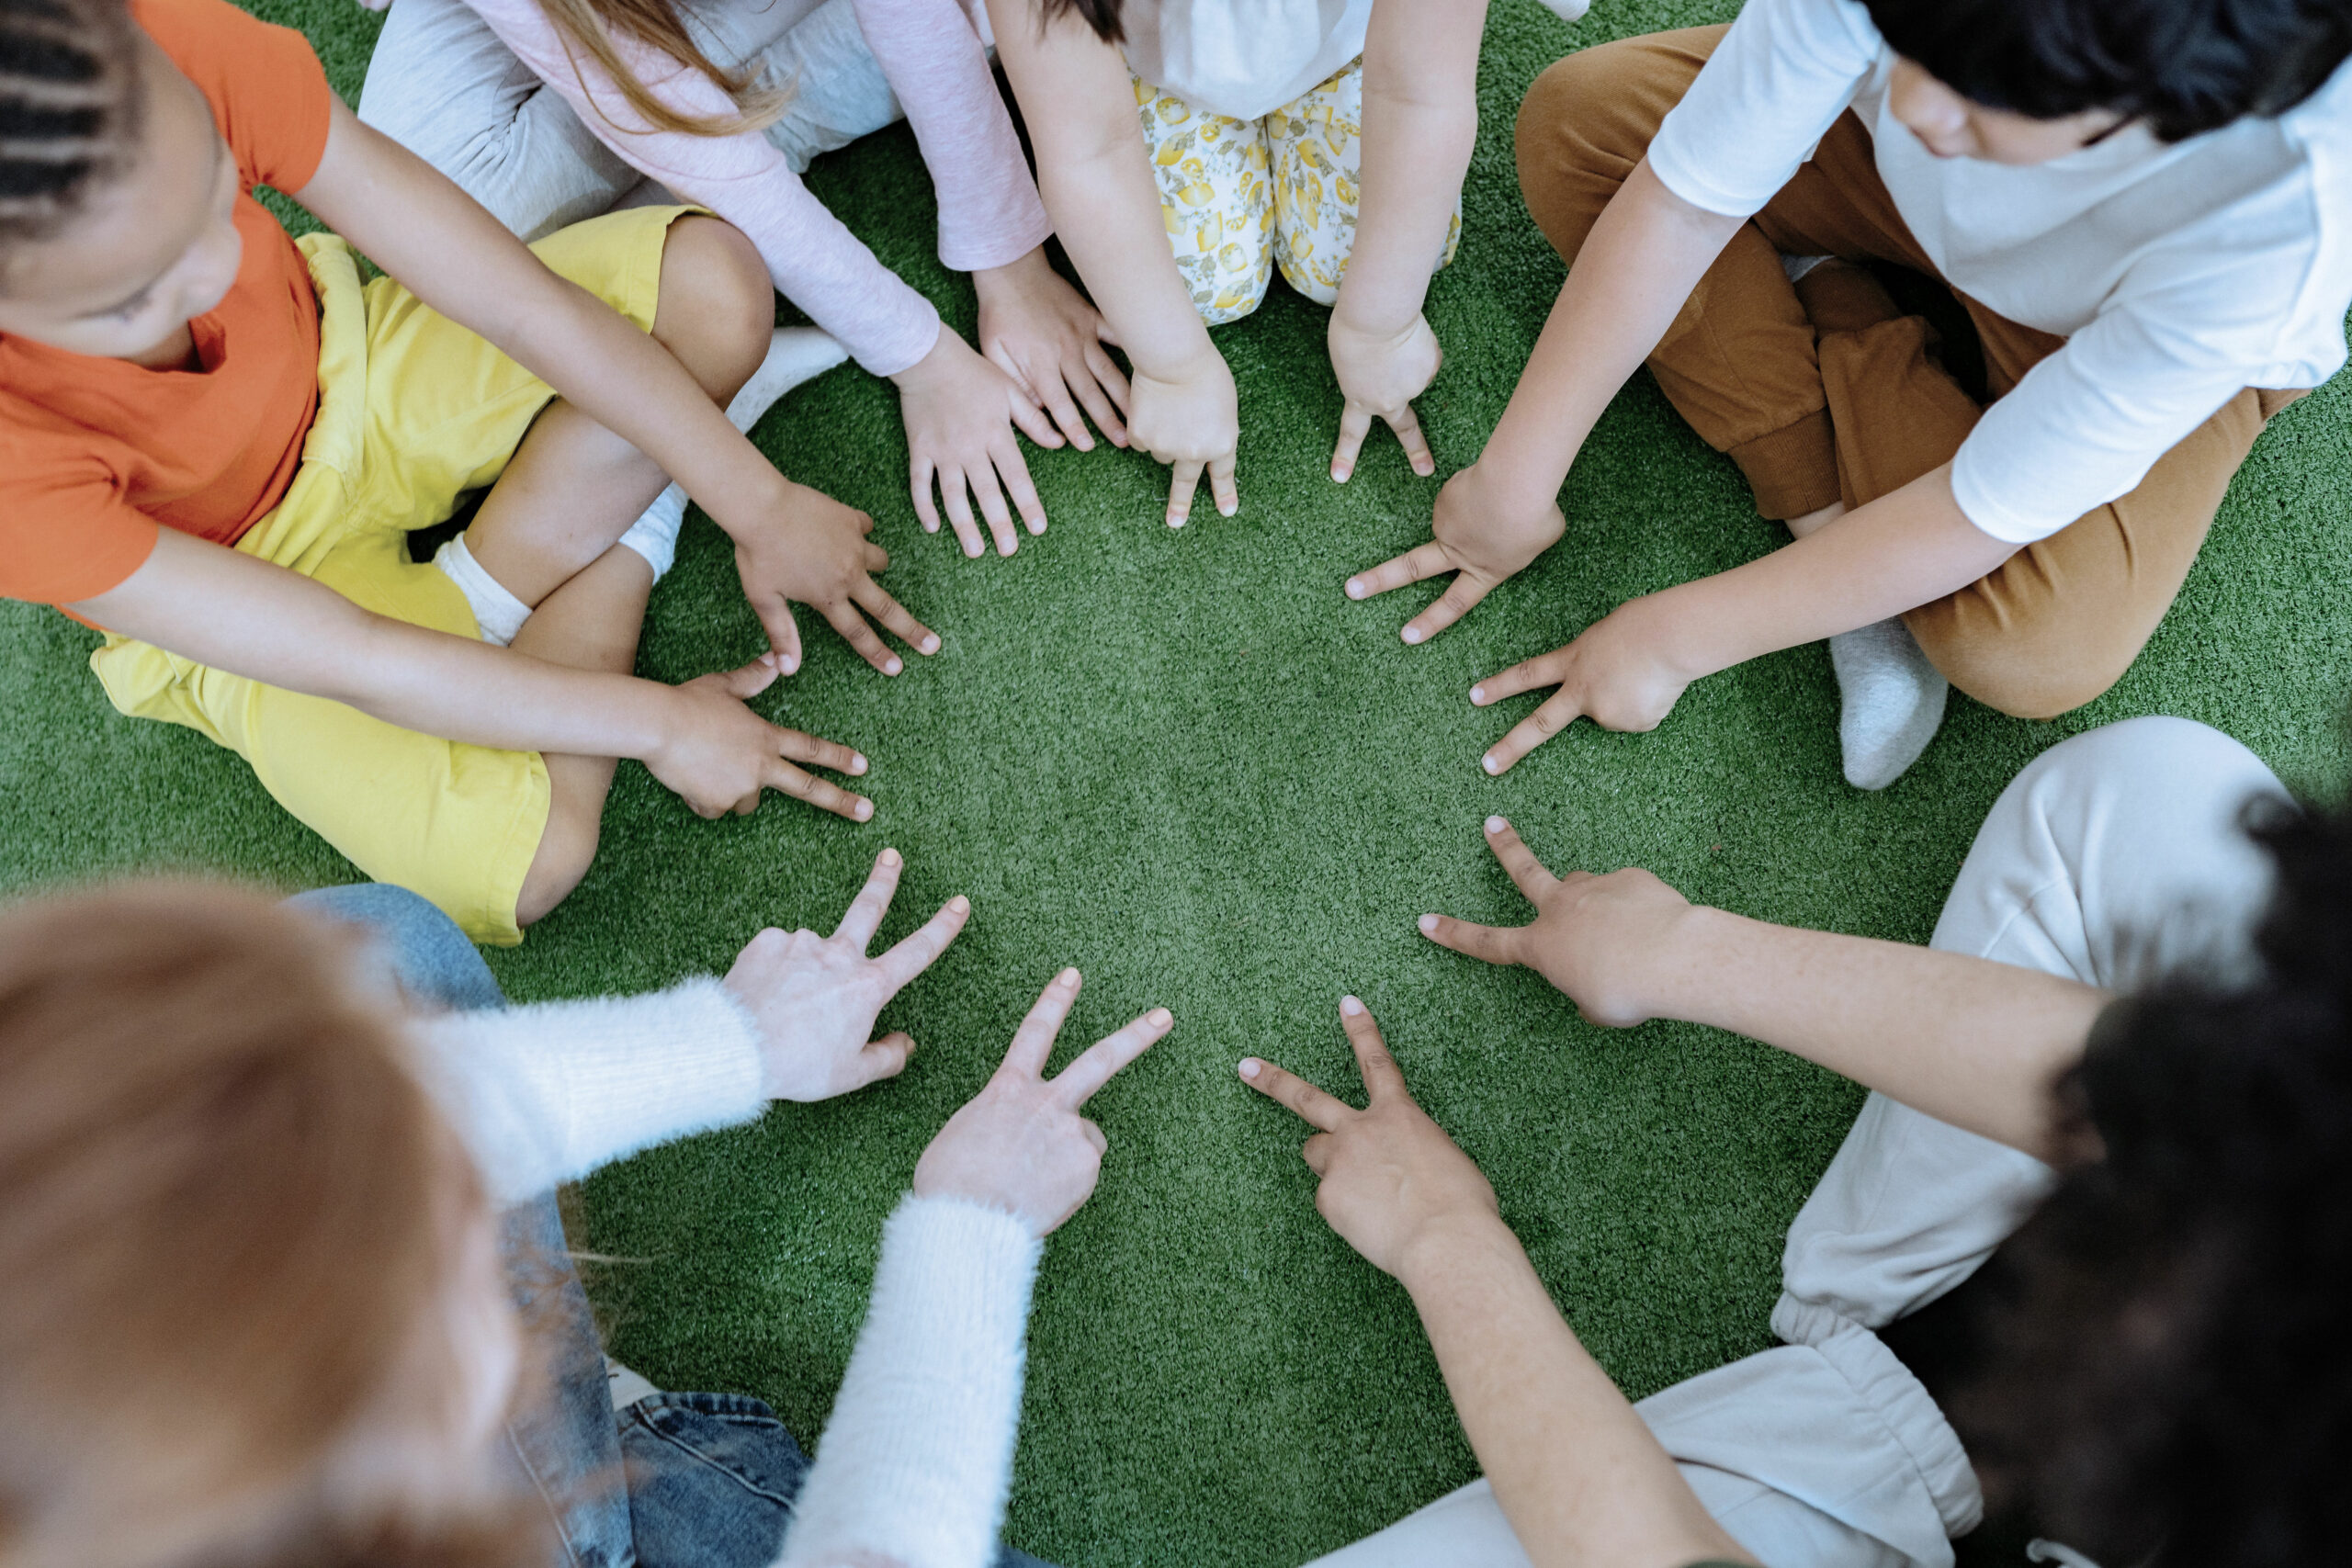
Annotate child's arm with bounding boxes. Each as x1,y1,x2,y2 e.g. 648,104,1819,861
1325,0,1487,483
1242,1000,1756,1568
1421,818,2109,1159
293,97,929,675
986,0,1239,527
74,532,873,820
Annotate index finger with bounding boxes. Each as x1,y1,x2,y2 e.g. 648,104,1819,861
852,580,941,659
1207,452,1238,519
1167,460,1204,528
1483,816,1562,901
1338,995,1409,1103
1385,402,1435,479
763,757,874,822
1237,1055,1354,1133
1400,568,1500,646
1330,401,1374,484
1483,690,1586,776
1344,541,1455,603
831,845,903,950
873,893,973,989
822,599,903,676
1048,1007,1174,1109
1001,967,1081,1080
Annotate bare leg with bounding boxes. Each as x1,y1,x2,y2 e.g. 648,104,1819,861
453,217,775,925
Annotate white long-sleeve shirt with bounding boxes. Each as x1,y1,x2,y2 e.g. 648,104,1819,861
410,981,1040,1568
460,0,1050,375
1645,0,2352,545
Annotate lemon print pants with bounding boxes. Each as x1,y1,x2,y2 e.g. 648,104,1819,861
1136,58,1463,326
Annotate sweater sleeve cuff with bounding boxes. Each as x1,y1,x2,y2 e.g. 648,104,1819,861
779,1195,1043,1568
937,199,1053,277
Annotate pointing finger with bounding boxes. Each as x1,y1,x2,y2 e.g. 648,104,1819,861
774,727,867,777
1207,452,1238,519
1386,402,1435,479
1483,690,1586,776
1470,648,1570,709
822,599,902,676
763,757,874,822
1167,460,1204,528
1415,911,1524,966
1344,541,1454,603
1483,816,1562,901
1049,1007,1173,1109
1001,967,1081,1080
1237,1055,1353,1133
756,597,804,677
852,580,940,659
831,845,902,950
1338,995,1408,1103
1330,401,1374,483
1400,569,1498,646
873,894,972,990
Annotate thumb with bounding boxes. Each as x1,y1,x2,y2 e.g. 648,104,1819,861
759,599,805,676
715,652,784,701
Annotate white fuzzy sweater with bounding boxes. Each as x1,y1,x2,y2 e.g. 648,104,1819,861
411,982,1042,1568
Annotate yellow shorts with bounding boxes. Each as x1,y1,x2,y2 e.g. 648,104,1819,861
88,206,690,946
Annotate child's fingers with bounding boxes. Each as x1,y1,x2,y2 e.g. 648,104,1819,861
1344,541,1453,602
1483,691,1584,775
940,472,986,559
1399,569,1497,646
1049,1007,1174,1110
1237,1055,1353,1133
1469,648,1568,708
774,727,867,776
863,539,891,574
755,599,805,677
992,438,1048,536
1084,344,1134,423
1036,367,1094,453
854,1031,917,1089
1338,995,1410,1104
910,458,942,536
1208,452,1238,518
1331,401,1375,483
1417,911,1522,967
1070,363,1127,447
831,846,903,951
852,580,939,658
1482,815,1561,900
1385,403,1436,478
764,758,874,822
1007,387,1065,450
1002,967,1082,1079
821,601,904,676
713,653,784,702
874,894,973,990
1167,460,1204,528
968,463,1019,558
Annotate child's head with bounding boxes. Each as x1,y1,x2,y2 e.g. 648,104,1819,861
1960,794,2352,1566
0,0,242,358
1867,0,2352,160
0,884,537,1568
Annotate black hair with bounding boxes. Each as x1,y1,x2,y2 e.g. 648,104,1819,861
0,0,142,252
1040,0,1124,44
1864,0,2352,141
1957,791,2352,1566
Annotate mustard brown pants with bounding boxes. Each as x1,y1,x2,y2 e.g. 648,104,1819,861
1514,28,2301,719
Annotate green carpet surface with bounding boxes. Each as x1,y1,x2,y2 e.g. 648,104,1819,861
6,3,2352,1562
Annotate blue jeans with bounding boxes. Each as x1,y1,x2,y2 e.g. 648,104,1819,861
290,885,1054,1568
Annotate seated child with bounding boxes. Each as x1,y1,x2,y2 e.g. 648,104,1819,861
989,0,1586,525
0,0,934,945
357,0,1133,560
1347,0,2352,788
1249,716,2342,1567
0,852,1171,1566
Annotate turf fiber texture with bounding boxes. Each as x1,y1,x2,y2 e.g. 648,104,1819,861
6,1,2352,1561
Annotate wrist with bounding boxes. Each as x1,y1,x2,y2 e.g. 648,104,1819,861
1617,588,1724,684
1645,904,1743,1025
1394,1205,1516,1295
971,244,1052,306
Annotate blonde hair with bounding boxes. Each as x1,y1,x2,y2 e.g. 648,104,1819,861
539,0,789,138
0,883,537,1568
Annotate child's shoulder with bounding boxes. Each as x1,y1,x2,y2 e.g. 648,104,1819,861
131,0,334,198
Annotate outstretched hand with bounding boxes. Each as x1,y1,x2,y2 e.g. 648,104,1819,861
1344,461,1565,646
647,655,874,822
725,847,972,1100
1467,599,1692,773
914,968,1173,1236
731,479,939,676
1418,816,1698,1029
1238,995,1498,1280
1328,311,1442,484
895,327,1057,559
1128,350,1239,528
976,247,1133,460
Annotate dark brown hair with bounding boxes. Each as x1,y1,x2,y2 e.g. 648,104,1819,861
1040,0,1125,43
0,0,144,248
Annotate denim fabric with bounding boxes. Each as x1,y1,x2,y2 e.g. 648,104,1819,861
290,886,1060,1568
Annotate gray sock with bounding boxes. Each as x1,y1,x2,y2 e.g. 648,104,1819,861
1829,617,1949,790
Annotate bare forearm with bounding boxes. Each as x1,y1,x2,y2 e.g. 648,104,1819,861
1478,161,1740,513
1656,908,2108,1156
1335,0,1485,336
1402,1217,1752,1568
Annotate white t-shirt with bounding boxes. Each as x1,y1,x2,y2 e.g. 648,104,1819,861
1118,0,1374,119
1646,0,2352,544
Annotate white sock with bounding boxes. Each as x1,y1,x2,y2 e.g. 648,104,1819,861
616,326,848,581
1829,617,1950,790
605,1358,659,1413
432,534,531,647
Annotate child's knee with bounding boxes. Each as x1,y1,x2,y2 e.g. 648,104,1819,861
652,216,775,399
514,798,603,929
1906,604,2134,721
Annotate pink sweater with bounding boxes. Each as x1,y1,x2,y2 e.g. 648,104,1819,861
466,0,1051,376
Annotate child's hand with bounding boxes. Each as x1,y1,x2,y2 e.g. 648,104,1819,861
1469,596,1694,773
1328,310,1442,483
731,479,937,675
1238,996,1499,1281
1129,349,1239,526
913,968,1173,1236
1345,460,1565,643
1418,817,1698,1029
975,246,1133,455
893,327,1057,558
725,847,972,1101
646,656,875,821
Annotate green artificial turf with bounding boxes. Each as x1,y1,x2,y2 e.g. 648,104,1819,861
7,2,2352,1562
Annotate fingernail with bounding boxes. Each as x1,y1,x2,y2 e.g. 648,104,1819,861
1219,501,1237,517
885,657,903,675
880,847,901,866
1148,1007,1172,1027
1238,1057,1261,1079
760,651,777,667
851,754,868,773
948,894,971,913
1027,517,1046,535
921,634,941,654
1470,685,1487,704
1168,514,1187,529
780,656,798,674
1057,966,1080,986
1340,995,1364,1016
1482,755,1502,775
965,540,982,558
924,519,940,533
1331,467,1350,483
1345,579,1365,600
1486,815,1507,834
854,799,874,820
1001,539,1018,557
1418,913,1439,932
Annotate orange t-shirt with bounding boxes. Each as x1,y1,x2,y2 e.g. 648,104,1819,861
0,0,334,606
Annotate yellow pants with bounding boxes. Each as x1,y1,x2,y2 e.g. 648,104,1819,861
89,206,687,945
1137,58,1463,325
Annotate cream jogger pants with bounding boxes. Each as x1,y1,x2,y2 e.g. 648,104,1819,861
1310,716,2288,1568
